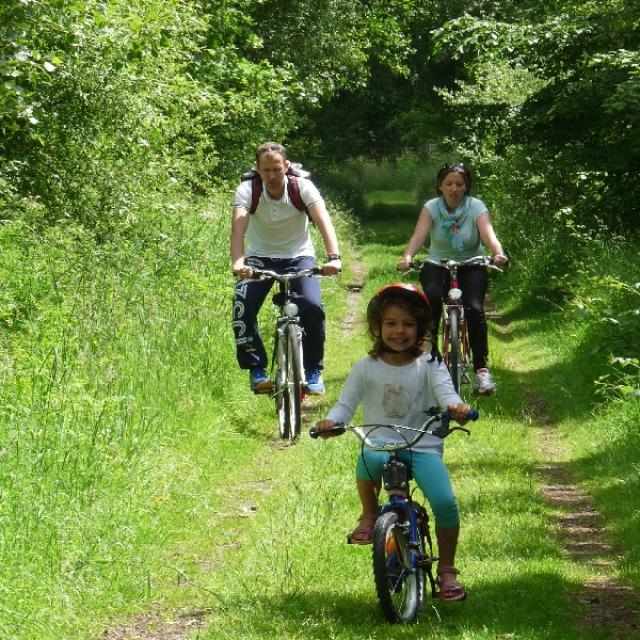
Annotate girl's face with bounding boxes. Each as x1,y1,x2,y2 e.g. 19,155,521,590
439,170,467,206
379,304,419,353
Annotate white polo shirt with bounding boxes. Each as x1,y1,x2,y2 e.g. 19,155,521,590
232,176,323,258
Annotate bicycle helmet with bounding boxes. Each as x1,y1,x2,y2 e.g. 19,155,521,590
369,283,431,311
367,283,432,356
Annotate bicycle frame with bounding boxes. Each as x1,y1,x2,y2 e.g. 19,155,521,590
441,259,471,395
252,267,322,440
310,409,477,623
410,256,501,396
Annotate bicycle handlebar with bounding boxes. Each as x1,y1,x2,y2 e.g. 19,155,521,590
249,267,324,282
410,255,503,273
309,408,479,450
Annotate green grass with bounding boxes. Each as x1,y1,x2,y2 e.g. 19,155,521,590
2,186,639,639
177,197,639,640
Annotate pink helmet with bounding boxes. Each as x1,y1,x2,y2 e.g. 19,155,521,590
369,283,431,309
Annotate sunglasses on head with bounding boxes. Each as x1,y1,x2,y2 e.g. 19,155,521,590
442,162,465,170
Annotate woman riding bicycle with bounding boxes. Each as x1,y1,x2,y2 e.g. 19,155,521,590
315,283,472,602
396,162,508,395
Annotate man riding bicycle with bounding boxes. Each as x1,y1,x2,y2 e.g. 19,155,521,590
230,142,341,395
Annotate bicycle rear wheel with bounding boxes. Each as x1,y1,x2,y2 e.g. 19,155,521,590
372,511,425,624
284,324,303,440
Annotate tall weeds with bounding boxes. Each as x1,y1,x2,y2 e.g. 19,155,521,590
0,190,239,636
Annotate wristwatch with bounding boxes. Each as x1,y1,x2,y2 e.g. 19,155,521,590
327,253,341,261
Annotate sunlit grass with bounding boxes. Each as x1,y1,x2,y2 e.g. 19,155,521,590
5,175,638,639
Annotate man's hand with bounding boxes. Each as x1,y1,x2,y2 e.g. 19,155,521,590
232,258,253,279
321,259,341,276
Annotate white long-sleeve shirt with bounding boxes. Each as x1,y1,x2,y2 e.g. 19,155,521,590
326,353,462,454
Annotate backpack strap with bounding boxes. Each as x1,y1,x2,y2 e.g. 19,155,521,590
286,175,308,215
249,174,262,215
244,171,308,215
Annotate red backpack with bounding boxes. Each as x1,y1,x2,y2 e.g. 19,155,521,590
242,163,310,215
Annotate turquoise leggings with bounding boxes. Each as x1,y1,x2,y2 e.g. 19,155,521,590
356,449,460,528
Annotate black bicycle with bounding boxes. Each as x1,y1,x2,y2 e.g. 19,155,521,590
251,268,323,441
310,408,478,623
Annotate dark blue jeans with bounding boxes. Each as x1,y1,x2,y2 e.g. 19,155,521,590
232,256,325,372
420,263,489,371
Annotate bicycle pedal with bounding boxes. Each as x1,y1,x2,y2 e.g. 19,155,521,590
417,556,436,568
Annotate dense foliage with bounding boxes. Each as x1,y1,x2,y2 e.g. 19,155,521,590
0,0,638,635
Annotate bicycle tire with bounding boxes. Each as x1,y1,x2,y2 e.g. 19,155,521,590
372,511,425,624
448,308,462,394
284,324,303,440
274,330,289,439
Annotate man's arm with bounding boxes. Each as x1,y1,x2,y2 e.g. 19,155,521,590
230,206,251,276
307,201,341,275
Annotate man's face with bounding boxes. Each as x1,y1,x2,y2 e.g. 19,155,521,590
257,153,289,195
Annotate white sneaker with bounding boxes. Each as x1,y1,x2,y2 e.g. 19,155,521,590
475,368,496,395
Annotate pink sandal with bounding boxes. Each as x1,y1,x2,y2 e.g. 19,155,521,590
437,566,467,602
347,514,377,545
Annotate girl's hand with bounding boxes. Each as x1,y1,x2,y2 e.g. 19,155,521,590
315,419,336,438
447,403,472,424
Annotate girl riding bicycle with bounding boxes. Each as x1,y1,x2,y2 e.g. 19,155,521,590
315,283,472,602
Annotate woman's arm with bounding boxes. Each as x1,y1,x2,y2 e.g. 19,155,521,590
476,212,508,266
397,207,433,271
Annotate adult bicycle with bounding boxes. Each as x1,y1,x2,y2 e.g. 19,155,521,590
250,267,324,441
409,256,503,397
310,408,478,623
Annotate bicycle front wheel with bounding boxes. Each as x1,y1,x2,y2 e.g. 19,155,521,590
274,330,289,439
448,308,462,394
372,511,425,624
284,324,303,440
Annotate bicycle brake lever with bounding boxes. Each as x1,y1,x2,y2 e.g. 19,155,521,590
449,426,471,436
427,424,471,438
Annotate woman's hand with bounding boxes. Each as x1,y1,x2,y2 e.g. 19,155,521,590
396,257,412,272
447,403,472,424
492,253,508,267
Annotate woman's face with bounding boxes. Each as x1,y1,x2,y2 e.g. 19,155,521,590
379,304,419,353
439,170,467,206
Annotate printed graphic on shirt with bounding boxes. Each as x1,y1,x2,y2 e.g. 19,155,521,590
439,211,466,252
383,383,412,418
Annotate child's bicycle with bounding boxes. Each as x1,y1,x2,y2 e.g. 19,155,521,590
409,256,503,397
250,267,325,441
310,408,478,623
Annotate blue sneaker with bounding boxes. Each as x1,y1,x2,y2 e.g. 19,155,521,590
250,367,272,394
305,368,325,395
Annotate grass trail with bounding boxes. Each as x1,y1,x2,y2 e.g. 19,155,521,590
99,194,639,640
126,197,635,640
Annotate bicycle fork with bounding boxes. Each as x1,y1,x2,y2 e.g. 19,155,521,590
270,318,305,400
382,497,437,582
